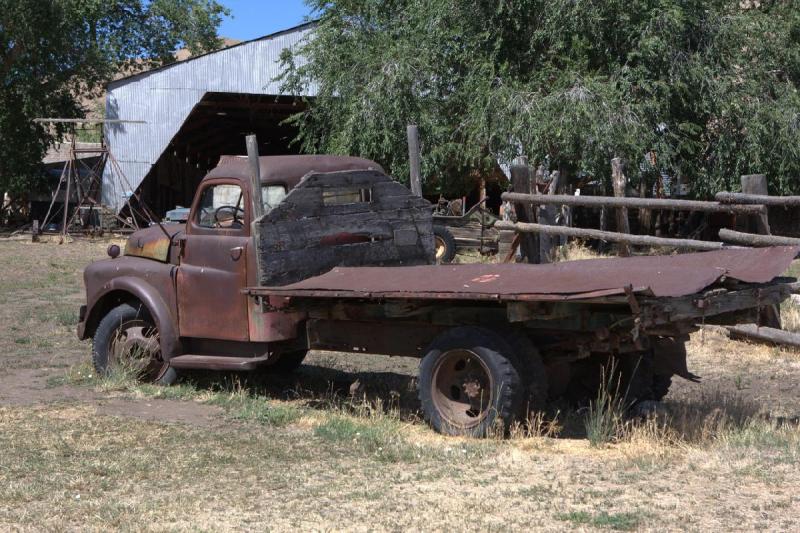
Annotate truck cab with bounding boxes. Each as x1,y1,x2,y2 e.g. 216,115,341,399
78,155,394,382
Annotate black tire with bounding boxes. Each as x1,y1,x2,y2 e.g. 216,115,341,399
652,374,672,401
92,303,177,385
432,225,457,264
268,350,308,373
618,351,656,405
417,326,524,437
504,332,549,417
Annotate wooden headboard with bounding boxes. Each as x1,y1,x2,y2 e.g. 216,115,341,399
255,169,434,286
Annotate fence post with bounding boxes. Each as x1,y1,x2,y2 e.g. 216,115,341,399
741,174,771,235
510,163,539,263
406,125,423,197
611,158,631,256
538,170,562,262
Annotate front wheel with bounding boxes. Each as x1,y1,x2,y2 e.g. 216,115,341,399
432,225,457,264
418,327,524,437
92,303,177,385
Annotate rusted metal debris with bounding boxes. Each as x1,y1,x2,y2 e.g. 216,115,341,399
250,246,800,301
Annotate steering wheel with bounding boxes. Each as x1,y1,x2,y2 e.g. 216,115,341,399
213,205,245,227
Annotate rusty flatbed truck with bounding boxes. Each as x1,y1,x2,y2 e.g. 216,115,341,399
78,154,799,437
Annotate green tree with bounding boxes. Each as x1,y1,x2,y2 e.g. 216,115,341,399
0,0,228,202
281,0,800,196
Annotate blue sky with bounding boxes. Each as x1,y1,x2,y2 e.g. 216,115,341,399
219,0,315,41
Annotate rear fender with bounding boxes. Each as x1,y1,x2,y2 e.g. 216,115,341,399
81,276,181,359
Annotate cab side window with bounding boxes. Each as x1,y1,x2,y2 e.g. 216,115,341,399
196,184,246,229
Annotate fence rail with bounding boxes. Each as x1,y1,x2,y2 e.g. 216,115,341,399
501,192,766,215
502,164,798,263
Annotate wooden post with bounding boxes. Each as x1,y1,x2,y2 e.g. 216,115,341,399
31,219,40,242
538,170,562,263
611,158,631,256
245,135,266,287
61,159,72,238
741,174,771,235
407,125,423,197
510,164,539,263
246,135,265,221
639,180,651,234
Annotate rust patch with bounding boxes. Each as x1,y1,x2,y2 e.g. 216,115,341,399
249,246,800,302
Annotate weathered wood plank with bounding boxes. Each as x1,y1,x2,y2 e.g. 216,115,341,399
716,192,800,206
510,164,539,263
725,323,800,349
257,169,433,285
611,158,631,256
719,228,800,248
501,192,767,215
495,220,728,251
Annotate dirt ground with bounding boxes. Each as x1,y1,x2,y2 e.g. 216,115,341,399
1,236,799,531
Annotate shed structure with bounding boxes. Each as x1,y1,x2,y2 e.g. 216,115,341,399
103,22,316,215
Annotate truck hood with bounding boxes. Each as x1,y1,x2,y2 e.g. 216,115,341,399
124,224,185,263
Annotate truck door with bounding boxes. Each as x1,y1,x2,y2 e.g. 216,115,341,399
177,179,251,341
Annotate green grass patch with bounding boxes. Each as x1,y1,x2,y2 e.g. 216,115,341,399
557,510,645,531
207,392,304,427
53,306,78,327
314,414,417,463
584,366,626,447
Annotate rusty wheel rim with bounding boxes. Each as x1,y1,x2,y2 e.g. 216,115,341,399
108,319,167,381
431,349,493,429
434,236,447,261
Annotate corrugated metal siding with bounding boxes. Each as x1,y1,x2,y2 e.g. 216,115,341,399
103,24,314,211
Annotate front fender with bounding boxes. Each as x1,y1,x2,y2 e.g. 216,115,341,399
80,275,182,360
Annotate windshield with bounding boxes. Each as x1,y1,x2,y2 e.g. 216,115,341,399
262,184,287,212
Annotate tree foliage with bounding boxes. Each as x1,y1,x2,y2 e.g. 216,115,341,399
281,0,800,196
0,0,228,197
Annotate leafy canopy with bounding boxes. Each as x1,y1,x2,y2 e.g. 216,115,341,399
281,0,800,196
0,0,228,197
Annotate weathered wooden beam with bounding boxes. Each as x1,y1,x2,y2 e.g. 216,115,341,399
724,323,800,349
718,228,800,248
510,164,539,263
494,220,729,251
406,125,422,197
538,170,561,263
611,158,631,256
741,174,771,235
246,135,265,281
716,192,800,207
246,135,265,221
501,192,766,215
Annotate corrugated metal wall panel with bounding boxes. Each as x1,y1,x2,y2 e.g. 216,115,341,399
103,25,314,212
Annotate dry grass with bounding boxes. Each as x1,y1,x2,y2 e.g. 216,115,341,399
1,239,800,530
553,240,609,262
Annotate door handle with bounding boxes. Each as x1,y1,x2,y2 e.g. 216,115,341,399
230,246,244,260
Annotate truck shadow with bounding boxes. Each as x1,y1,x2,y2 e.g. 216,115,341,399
180,363,424,422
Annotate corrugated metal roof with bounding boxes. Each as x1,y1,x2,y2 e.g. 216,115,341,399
103,22,316,211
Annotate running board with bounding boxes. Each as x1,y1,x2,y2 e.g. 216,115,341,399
168,354,271,371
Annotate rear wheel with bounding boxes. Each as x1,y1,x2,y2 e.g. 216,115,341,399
92,303,176,385
433,225,456,264
418,327,524,437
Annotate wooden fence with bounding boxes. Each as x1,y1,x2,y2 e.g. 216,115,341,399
499,163,800,264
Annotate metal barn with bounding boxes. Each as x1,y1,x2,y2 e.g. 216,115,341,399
103,22,315,215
